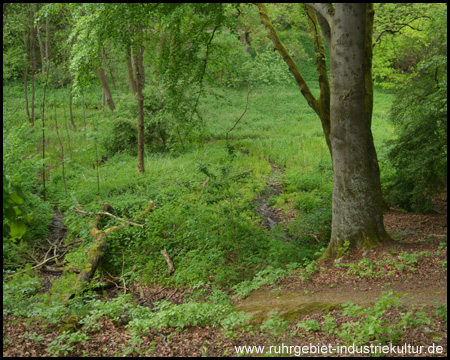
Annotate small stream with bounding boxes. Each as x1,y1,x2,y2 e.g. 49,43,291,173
254,161,285,230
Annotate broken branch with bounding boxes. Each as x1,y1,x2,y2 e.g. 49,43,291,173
161,249,175,276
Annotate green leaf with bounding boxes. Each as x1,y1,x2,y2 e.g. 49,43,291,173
10,220,27,240
9,191,24,205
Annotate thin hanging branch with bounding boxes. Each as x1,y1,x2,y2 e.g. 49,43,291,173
191,25,219,119
68,76,77,130
226,84,251,150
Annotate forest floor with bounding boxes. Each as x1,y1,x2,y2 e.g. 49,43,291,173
3,189,447,357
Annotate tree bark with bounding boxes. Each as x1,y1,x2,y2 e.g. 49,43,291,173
161,249,175,276
134,43,145,174
138,46,146,89
237,23,251,54
97,67,115,111
36,9,50,75
322,3,384,259
364,4,390,240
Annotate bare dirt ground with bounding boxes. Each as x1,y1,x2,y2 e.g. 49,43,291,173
3,188,447,357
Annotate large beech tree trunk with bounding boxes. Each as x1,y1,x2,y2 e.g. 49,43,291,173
257,3,389,259
324,3,383,259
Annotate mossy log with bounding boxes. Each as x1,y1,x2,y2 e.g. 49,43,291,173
65,201,154,302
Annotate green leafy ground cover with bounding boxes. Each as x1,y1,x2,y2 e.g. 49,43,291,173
3,75,446,357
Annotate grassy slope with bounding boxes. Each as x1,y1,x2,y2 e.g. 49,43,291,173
3,80,395,288
5,81,448,357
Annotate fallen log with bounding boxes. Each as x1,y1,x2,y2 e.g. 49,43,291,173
42,265,79,273
64,200,155,302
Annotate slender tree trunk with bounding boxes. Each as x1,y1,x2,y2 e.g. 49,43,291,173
31,70,36,125
36,24,46,75
126,49,137,95
69,77,76,130
82,94,86,127
138,48,145,89
30,15,36,126
101,88,105,110
23,30,31,124
45,16,50,64
236,23,251,54
97,68,115,111
134,43,145,174
23,66,31,124
103,47,117,91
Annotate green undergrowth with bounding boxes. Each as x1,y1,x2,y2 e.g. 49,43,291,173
3,81,396,343
293,290,446,347
48,145,311,288
3,81,394,293
3,269,250,356
5,268,445,356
